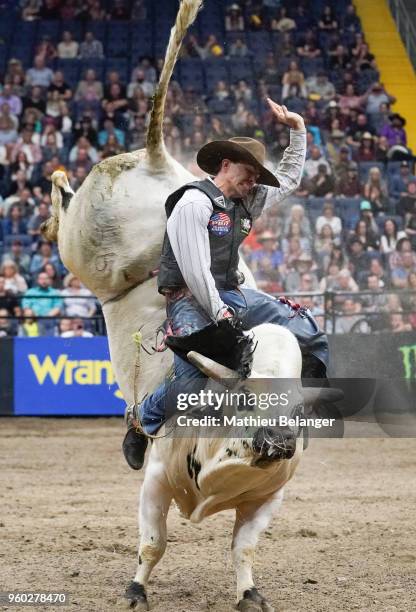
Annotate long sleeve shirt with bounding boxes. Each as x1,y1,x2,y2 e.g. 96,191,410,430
166,128,306,320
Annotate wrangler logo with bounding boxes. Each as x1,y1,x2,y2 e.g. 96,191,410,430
28,354,116,386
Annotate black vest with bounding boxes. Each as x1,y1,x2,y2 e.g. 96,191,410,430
158,179,253,293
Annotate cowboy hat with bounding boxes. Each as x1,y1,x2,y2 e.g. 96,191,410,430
197,137,279,187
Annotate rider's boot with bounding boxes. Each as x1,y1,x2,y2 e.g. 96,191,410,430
122,406,148,470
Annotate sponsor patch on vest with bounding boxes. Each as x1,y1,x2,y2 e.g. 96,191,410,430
208,212,232,236
240,217,252,235
214,195,226,208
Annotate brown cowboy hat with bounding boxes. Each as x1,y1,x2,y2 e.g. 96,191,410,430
197,137,279,187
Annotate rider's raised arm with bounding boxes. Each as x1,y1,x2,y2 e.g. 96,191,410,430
262,127,306,212
166,190,226,322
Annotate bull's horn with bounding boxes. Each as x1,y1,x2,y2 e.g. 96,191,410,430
303,387,344,404
51,170,72,192
187,351,238,381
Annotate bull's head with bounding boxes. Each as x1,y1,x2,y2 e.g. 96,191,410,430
187,351,343,462
40,171,74,242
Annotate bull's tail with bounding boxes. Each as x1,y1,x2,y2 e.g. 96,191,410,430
145,0,203,169
40,171,74,242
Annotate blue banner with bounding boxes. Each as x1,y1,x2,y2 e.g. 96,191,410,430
14,337,125,416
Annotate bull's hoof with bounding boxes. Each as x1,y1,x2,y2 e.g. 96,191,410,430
124,581,149,610
236,588,274,612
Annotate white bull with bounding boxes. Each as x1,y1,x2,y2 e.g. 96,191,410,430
43,1,333,609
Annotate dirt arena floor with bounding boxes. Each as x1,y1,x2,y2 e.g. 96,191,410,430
1,418,415,612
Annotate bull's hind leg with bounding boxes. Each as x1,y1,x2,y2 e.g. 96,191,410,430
125,458,172,610
232,489,284,612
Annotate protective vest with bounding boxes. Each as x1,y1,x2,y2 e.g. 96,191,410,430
157,179,253,293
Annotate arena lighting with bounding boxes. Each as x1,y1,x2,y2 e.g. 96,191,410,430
1,1,415,611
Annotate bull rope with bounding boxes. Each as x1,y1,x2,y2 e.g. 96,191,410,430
131,330,175,440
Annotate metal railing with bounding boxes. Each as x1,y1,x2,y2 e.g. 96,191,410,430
1,290,415,336
388,0,416,69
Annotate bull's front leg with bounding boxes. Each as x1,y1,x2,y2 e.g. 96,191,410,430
125,457,172,610
232,489,284,612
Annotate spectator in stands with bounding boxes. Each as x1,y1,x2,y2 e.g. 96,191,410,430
405,210,416,250
127,69,155,99
363,166,389,215
0,112,18,146
225,4,244,31
380,218,407,255
374,134,390,162
98,118,125,148
61,273,96,318
3,187,35,219
333,268,359,293
359,199,380,236
79,31,104,59
1,240,31,278
380,113,407,146
22,85,46,117
1,260,28,295
352,219,379,251
101,134,125,158
11,125,42,166
336,161,362,197
48,71,72,102
0,308,16,337
282,221,311,257
271,7,295,32
75,69,103,103
3,205,27,237
297,33,322,59
281,61,307,99
319,262,341,291
396,180,416,220
285,254,319,293
207,81,235,114
61,317,94,337
0,274,19,315
389,310,412,332
328,44,351,71
305,73,335,102
18,307,41,337
69,136,98,167
0,84,23,117
356,132,376,162
338,84,364,116
57,31,79,59
42,261,62,289
283,204,312,240
315,201,342,238
347,112,375,148
57,318,73,336
310,163,334,197
29,241,61,278
362,273,388,311
22,271,62,322
25,56,54,89
228,38,251,57
35,35,57,63
367,257,388,288
304,145,331,179
391,251,416,289
335,298,370,334
314,223,336,270
364,82,395,119
390,162,416,202
318,5,338,31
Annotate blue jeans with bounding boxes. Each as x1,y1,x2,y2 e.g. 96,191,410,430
140,287,329,434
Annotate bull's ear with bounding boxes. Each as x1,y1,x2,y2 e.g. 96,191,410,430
187,351,237,380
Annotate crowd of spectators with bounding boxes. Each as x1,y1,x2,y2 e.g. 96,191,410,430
0,0,415,336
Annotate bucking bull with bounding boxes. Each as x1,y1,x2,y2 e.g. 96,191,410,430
43,1,341,609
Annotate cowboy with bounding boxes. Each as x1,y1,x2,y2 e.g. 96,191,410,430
122,100,329,470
